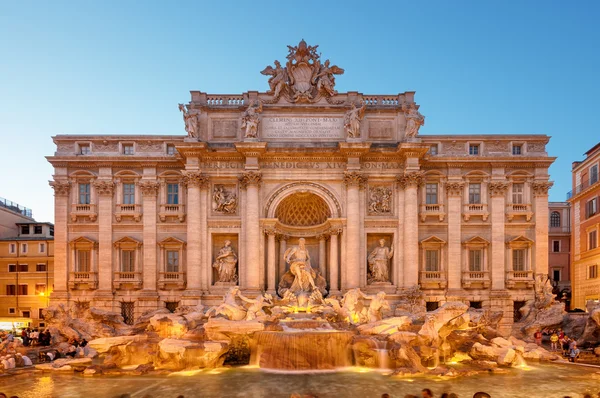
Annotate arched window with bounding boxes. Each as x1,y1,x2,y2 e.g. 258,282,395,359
550,211,561,228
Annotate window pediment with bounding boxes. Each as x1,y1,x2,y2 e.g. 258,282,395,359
463,236,489,247
507,235,533,248
113,236,142,248
420,235,446,248
69,236,97,248
159,237,186,248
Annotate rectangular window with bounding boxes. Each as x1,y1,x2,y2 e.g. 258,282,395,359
167,144,176,155
426,302,439,312
79,183,91,204
6,285,16,295
470,301,482,309
18,264,28,272
123,144,134,155
18,285,28,295
512,145,522,155
425,250,439,272
553,269,561,282
21,243,28,253
121,250,135,272
50,227,54,236
36,263,47,272
425,183,438,205
21,311,30,318
589,230,598,250
591,165,599,185
469,183,481,204
587,198,598,218
121,302,134,325
167,184,179,205
469,249,482,271
34,226,42,234
21,225,30,235
166,250,179,272
35,284,46,295
122,183,135,205
9,243,16,254
512,183,524,204
77,250,91,272
513,301,526,322
428,144,438,155
8,308,16,314
39,243,45,253
589,264,598,279
552,240,560,253
39,309,45,319
512,249,526,271
469,144,480,155
79,144,91,155
8,264,16,272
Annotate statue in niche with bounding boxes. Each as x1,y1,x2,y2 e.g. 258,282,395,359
178,103,200,138
312,59,344,97
404,104,425,138
212,240,238,283
260,60,288,99
241,100,263,139
368,186,392,214
367,239,394,284
344,102,366,138
277,238,328,303
213,186,237,214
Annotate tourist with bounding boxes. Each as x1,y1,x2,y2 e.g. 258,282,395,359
550,331,559,351
562,336,571,356
20,353,32,366
20,329,29,347
65,341,77,358
30,329,39,346
422,389,434,398
534,329,542,346
569,343,580,362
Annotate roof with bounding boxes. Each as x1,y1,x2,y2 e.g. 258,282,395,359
0,237,54,242
584,142,600,157
15,222,54,226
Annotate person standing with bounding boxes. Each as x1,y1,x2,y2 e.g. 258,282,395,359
550,331,559,351
534,329,543,346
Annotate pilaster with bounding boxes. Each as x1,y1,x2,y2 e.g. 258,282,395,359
343,171,367,288
489,181,509,290
240,171,262,291
139,181,160,293
446,181,464,290
533,181,553,275
49,181,70,299
399,171,423,287
93,180,115,295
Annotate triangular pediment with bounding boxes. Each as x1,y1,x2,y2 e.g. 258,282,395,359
420,235,446,245
113,236,142,247
507,235,534,247
158,237,186,247
463,236,490,246
69,236,96,244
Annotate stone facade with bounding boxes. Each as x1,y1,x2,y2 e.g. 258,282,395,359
548,202,571,300
47,41,555,333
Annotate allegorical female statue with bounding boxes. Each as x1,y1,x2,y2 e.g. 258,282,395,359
212,240,238,283
278,238,328,299
178,103,200,138
367,239,394,283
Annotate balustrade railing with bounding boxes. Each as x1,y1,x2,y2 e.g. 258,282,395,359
206,95,245,106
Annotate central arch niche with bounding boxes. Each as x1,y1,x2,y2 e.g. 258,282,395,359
275,192,331,227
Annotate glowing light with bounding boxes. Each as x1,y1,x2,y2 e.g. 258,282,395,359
168,369,204,377
39,292,45,296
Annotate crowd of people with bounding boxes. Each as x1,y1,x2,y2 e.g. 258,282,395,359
0,328,52,347
536,328,581,362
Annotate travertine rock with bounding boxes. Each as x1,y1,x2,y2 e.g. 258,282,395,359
155,339,228,370
148,313,188,338
204,318,265,341
418,302,469,345
88,335,148,354
357,316,412,335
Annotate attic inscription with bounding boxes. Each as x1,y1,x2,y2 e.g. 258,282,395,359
262,117,344,139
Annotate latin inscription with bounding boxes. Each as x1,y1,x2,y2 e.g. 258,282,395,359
262,117,344,139
261,162,345,169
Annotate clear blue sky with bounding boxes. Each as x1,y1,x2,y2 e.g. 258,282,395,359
1,1,599,222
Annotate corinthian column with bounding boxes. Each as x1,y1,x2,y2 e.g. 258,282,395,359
399,172,422,287
239,171,262,291
139,181,160,292
94,180,115,294
446,181,464,290
489,181,509,290
533,181,553,275
328,229,340,293
344,171,366,289
50,181,70,300
182,171,208,297
278,234,288,281
318,234,328,277
265,228,277,294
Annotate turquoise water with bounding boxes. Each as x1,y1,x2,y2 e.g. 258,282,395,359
0,363,598,398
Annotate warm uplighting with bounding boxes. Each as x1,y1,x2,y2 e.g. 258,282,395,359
39,292,45,296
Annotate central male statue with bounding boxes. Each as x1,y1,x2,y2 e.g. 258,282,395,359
278,238,328,300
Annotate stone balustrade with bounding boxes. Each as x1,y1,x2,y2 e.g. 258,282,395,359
115,204,142,222
462,271,491,289
158,272,186,290
463,203,489,221
505,203,533,221
68,271,98,290
70,203,97,222
159,204,186,222
113,272,143,290
419,203,445,222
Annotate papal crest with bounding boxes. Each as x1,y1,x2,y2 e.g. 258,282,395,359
261,39,344,104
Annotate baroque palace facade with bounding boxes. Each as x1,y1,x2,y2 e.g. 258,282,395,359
47,41,554,332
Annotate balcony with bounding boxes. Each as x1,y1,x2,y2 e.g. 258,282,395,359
68,271,98,290
462,270,491,289
115,204,142,222
158,272,186,290
159,204,186,222
506,203,533,222
419,204,445,222
567,176,599,200
506,270,534,289
549,225,571,234
419,271,447,289
70,203,97,222
463,203,489,222
113,272,143,290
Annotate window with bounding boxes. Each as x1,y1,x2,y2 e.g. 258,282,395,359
122,183,135,205
18,264,28,272
425,250,439,272
21,311,30,318
165,302,179,313
512,183,524,204
123,144,134,155
550,211,561,227
591,165,599,185
79,183,91,204
470,301,482,309
426,302,439,312
167,184,179,205
512,144,522,155
512,249,526,271
469,183,481,204
552,240,560,253
8,264,16,272
21,243,28,253
167,144,176,155
428,144,438,155
552,269,561,282
6,285,16,295
469,144,480,155
121,250,135,272
9,243,16,254
166,250,179,272
587,198,598,218
589,230,598,250
121,302,134,325
39,243,45,253
21,225,30,235
469,249,482,271
79,144,91,155
589,264,598,279
35,284,46,295
50,227,54,237
18,285,28,295
8,308,16,314
425,183,438,205
39,309,45,319
34,226,42,234
36,263,47,272
77,250,91,272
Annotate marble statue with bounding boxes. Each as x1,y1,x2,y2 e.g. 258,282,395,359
277,238,328,301
368,186,392,214
260,60,288,99
344,102,366,138
365,291,391,323
178,103,200,138
206,286,247,321
368,239,394,283
312,59,344,97
213,186,237,214
340,288,367,324
212,241,238,283
243,293,273,321
404,104,425,138
241,100,263,139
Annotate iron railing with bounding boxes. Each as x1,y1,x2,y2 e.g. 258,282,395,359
0,197,33,218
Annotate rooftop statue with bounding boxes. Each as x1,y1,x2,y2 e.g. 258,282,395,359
178,103,200,138
241,100,263,139
344,102,366,138
404,103,425,138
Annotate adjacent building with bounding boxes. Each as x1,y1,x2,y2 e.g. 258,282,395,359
569,142,600,310
548,202,571,308
46,41,555,334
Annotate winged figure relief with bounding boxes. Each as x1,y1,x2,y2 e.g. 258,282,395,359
312,59,344,97
260,60,289,99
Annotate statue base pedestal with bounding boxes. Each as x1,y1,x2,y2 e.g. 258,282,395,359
209,282,238,296
364,282,396,294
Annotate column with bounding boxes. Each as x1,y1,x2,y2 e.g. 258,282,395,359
266,229,277,294
278,235,288,280
199,184,209,291
329,230,340,293
49,181,70,299
182,171,207,296
395,180,405,288
533,181,553,275
94,180,115,295
318,235,327,277
343,172,366,288
489,182,508,290
446,181,464,290
140,181,160,292
240,171,262,291
402,172,422,287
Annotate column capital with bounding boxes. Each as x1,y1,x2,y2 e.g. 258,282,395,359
532,181,553,197
182,171,209,188
276,233,289,242
139,181,160,197
488,181,509,197
396,171,424,188
239,171,262,188
50,180,71,196
264,227,277,236
445,181,465,196
328,228,343,236
93,180,115,196
316,234,329,241
343,171,367,188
